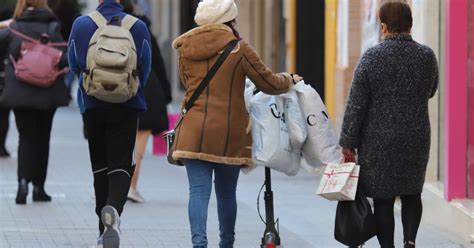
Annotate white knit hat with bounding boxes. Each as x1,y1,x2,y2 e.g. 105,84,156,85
194,0,239,26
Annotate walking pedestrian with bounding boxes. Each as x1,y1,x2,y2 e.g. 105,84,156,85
172,0,301,246
339,3,439,248
0,4,13,158
0,0,70,203
48,0,82,92
122,0,172,204
68,0,151,247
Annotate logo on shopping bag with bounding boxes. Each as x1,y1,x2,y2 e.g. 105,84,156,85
306,111,329,126
322,111,329,120
307,114,317,126
270,103,285,123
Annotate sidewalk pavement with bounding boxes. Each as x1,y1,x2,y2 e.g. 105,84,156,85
0,107,472,248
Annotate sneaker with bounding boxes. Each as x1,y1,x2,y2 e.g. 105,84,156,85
127,189,145,203
101,206,120,248
96,234,103,248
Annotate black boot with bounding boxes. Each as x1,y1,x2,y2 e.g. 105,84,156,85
33,185,52,202
15,179,28,204
0,146,10,157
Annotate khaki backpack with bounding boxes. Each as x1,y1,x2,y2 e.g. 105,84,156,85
83,11,139,103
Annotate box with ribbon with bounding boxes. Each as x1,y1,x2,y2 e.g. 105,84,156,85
316,163,360,201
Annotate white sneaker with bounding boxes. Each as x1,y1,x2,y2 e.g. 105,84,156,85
127,189,145,203
101,206,120,248
96,234,103,248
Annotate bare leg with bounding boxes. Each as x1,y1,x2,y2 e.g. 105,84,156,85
128,130,151,203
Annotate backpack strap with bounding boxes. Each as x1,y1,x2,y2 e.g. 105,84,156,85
121,14,138,31
9,28,39,44
88,11,107,28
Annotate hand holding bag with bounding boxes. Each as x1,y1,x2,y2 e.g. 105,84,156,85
164,40,239,166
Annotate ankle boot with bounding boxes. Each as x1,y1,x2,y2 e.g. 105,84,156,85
15,179,28,204
33,185,52,202
0,146,10,157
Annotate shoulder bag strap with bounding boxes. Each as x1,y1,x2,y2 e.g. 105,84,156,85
174,39,239,129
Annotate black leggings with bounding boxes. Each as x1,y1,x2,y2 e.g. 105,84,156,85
0,107,9,148
14,108,56,186
374,195,422,248
83,107,138,234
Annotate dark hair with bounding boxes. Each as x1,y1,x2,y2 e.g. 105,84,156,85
224,19,241,40
379,2,413,34
121,0,135,14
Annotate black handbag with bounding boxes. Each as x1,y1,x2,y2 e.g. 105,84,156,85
334,191,376,247
164,39,239,166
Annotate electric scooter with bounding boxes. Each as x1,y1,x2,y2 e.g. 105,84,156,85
260,167,283,248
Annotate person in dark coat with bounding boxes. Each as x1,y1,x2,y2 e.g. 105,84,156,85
47,0,81,41
122,0,172,203
0,3,14,158
339,3,438,248
0,0,70,204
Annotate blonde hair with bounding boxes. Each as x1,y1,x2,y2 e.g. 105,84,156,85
13,0,49,20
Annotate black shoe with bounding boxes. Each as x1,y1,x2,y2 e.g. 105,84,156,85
33,185,52,202
15,179,28,204
0,146,10,157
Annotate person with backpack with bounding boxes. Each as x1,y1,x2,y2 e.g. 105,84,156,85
122,0,172,204
68,0,151,247
0,0,70,204
171,0,301,246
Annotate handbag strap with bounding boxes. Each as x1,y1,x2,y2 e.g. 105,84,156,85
175,39,239,128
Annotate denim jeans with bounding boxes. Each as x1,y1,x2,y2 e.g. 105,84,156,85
185,159,241,248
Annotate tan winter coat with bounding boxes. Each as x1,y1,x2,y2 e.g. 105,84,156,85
172,23,292,166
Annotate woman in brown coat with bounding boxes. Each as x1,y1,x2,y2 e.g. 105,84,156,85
172,0,300,247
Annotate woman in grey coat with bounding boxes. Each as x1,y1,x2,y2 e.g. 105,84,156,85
339,3,438,248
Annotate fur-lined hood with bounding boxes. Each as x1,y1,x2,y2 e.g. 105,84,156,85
172,23,236,61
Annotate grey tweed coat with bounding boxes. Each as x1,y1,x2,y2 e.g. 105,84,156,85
339,34,439,199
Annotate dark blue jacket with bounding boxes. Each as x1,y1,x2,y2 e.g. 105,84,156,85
68,0,151,113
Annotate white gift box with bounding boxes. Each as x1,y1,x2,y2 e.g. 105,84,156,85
316,163,360,201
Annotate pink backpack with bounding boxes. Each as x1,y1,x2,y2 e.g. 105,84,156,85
9,28,69,88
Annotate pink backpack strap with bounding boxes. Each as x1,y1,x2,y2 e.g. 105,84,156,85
8,28,39,44
48,41,68,47
9,27,67,47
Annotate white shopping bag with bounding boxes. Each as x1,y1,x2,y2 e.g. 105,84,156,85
283,90,307,150
316,163,360,201
246,80,302,176
293,81,343,167
244,79,255,112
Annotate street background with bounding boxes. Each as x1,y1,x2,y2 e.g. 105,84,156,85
0,107,471,247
